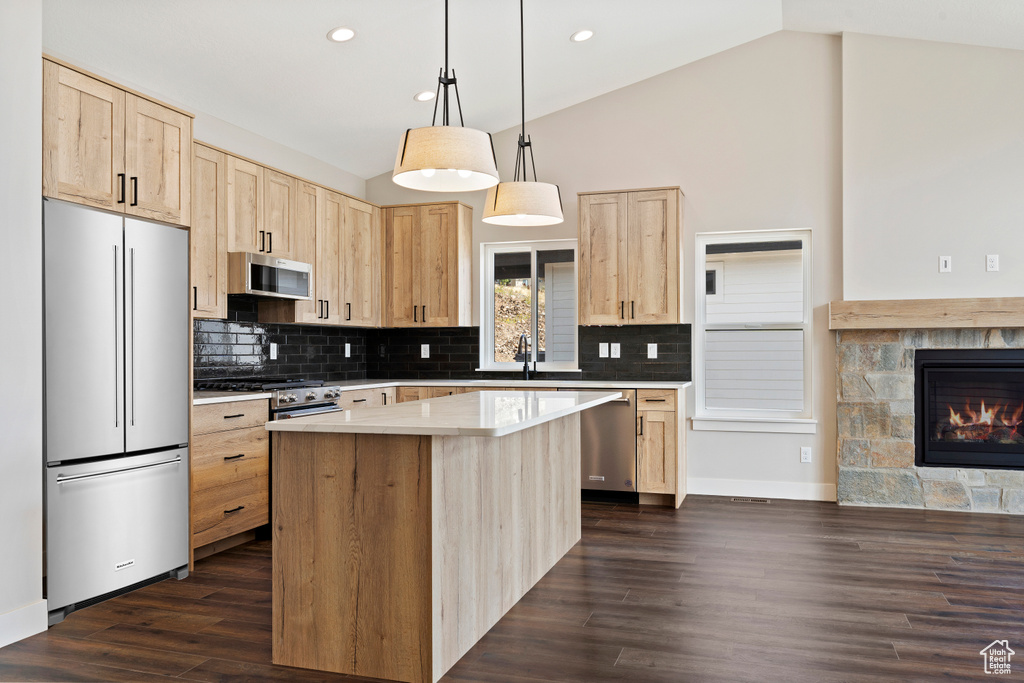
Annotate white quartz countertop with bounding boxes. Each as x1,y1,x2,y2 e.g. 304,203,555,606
194,379,689,405
193,390,272,405
299,378,691,391
266,390,622,437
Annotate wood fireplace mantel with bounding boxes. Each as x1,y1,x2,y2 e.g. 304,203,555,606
829,297,1024,330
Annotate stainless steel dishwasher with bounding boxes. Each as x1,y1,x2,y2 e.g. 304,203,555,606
561,389,637,491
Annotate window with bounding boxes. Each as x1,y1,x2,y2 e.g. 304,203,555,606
694,230,813,429
480,240,578,372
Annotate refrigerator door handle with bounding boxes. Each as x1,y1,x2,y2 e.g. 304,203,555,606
55,456,183,484
113,245,119,428
129,247,135,426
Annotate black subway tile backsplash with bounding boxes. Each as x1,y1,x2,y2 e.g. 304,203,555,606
195,298,690,384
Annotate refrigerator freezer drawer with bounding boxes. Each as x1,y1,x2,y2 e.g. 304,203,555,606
46,449,189,611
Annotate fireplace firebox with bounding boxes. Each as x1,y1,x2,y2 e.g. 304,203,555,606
916,349,1024,469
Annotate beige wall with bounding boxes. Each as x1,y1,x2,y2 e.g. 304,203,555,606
367,31,844,500
0,0,47,647
843,33,1024,301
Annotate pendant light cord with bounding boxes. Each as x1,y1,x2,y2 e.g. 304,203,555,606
431,0,465,128
514,0,537,183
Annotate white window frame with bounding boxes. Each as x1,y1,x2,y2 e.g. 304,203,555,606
693,229,815,433
479,239,579,372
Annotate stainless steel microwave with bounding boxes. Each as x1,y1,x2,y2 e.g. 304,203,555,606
227,252,312,300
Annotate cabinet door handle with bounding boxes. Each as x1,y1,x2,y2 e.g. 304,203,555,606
317,299,322,318
130,177,138,206
267,232,272,253
414,305,418,323
639,415,644,436
224,454,245,461
223,413,245,419
259,231,265,252
644,398,667,403
382,392,387,405
422,305,426,322
325,300,329,318
346,302,351,321
620,301,625,320
631,301,635,319
193,286,198,311
117,173,126,204
224,505,245,514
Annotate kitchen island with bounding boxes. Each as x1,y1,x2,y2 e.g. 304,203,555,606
266,390,620,683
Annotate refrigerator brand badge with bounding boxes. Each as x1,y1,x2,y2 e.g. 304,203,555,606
589,475,605,481
114,559,135,572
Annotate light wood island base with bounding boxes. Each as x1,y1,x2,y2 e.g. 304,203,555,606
272,413,581,683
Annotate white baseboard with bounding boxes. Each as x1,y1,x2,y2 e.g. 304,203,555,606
687,477,837,502
0,599,47,649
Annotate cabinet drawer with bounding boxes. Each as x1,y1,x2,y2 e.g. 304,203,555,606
193,399,268,435
192,427,269,492
338,388,382,410
191,475,268,548
637,389,676,411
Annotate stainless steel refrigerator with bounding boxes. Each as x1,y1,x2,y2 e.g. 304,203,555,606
43,198,189,624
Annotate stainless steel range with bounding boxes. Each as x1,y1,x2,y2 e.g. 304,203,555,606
196,378,344,420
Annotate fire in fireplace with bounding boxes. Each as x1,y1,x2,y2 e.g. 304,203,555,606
916,349,1024,469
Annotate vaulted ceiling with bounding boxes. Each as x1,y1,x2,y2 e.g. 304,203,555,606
42,0,1024,179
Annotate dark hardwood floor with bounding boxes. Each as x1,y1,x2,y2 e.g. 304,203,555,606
3,496,1023,681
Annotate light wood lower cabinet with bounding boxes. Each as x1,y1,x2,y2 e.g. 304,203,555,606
338,387,395,410
191,400,270,551
637,405,677,495
397,386,459,403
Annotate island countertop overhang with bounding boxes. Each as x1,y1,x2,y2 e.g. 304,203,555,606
265,389,622,437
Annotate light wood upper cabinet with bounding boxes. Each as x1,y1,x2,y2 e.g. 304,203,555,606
43,59,192,226
284,180,322,323
124,94,191,225
341,197,381,326
384,202,471,328
43,61,125,211
226,156,264,254
578,192,629,325
263,169,295,258
319,190,345,324
578,187,682,325
191,144,228,319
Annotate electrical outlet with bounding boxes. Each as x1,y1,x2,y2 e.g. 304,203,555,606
800,447,812,463
344,343,351,358
599,343,609,358
269,342,278,360
939,256,952,273
420,344,430,359
610,343,621,359
987,254,1000,272
647,343,658,359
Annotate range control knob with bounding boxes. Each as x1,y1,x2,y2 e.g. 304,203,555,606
327,389,339,398
287,394,298,403
306,391,317,401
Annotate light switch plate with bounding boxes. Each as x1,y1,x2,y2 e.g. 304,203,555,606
647,343,658,359
269,342,278,360
420,344,430,359
344,343,351,358
610,343,621,359
939,255,952,273
599,343,609,358
987,254,999,272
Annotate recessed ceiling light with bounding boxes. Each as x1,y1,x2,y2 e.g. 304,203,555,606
413,90,436,102
327,26,355,42
570,29,593,43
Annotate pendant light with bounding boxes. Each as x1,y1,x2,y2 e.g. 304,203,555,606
482,0,563,226
393,0,499,193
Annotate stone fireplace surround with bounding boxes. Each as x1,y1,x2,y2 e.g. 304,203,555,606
836,327,1024,513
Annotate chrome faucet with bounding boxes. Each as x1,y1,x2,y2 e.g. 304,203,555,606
517,333,531,380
